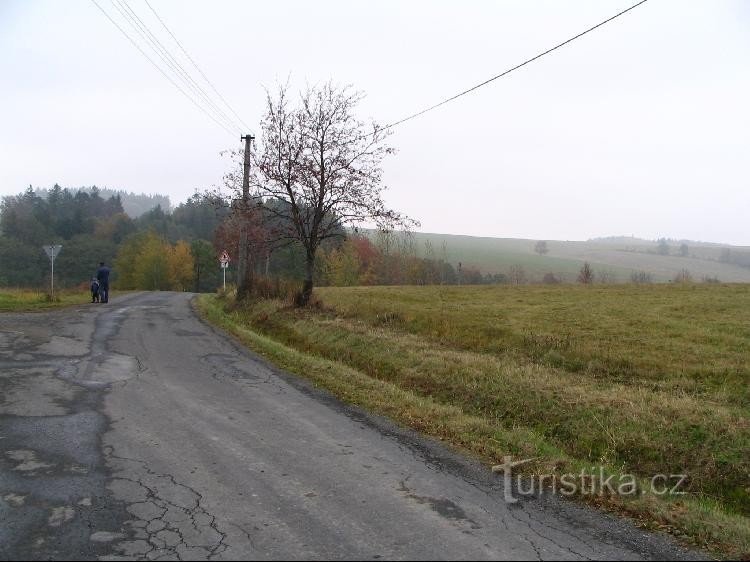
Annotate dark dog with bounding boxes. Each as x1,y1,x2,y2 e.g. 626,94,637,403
91,278,100,303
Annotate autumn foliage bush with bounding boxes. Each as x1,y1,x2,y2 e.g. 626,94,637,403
115,231,195,291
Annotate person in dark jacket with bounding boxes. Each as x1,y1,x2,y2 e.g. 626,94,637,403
96,262,111,303
90,277,100,303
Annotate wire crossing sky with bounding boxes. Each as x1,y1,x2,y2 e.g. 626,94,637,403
385,0,649,131
142,0,254,134
91,0,248,137
1,1,748,245
93,0,649,138
89,0,238,136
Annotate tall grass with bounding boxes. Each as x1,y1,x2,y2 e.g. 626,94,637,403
0,288,90,312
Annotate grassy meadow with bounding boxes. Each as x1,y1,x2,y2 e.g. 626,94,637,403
403,231,750,283
0,288,91,312
200,283,750,557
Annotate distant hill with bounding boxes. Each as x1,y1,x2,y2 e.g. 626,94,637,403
34,186,170,218
588,235,652,244
588,235,728,248
98,188,171,218
376,231,750,284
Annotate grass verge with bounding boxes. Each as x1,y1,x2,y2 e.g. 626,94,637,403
0,289,92,312
197,286,749,559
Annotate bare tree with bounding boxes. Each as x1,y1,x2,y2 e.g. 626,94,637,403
508,265,527,285
596,269,618,284
578,262,594,284
249,82,413,305
657,238,670,256
534,240,549,256
630,270,653,284
673,268,693,283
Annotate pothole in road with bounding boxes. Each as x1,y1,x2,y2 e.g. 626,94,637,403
57,353,141,390
0,371,81,417
35,336,89,357
5,449,56,473
200,353,264,382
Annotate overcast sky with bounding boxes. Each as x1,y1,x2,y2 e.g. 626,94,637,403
1,0,748,244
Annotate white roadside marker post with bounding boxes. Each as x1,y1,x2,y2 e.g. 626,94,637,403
42,244,63,299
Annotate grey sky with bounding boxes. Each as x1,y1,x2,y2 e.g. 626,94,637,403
1,0,748,244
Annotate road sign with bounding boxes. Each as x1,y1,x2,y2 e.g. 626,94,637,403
43,245,62,259
42,244,63,298
219,250,230,290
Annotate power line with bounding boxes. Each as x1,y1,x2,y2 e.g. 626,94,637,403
91,0,236,136
109,0,241,134
142,0,254,135
93,0,648,139
116,0,242,133
384,0,650,132
89,0,236,137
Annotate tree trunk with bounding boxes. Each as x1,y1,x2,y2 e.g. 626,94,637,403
237,228,250,300
299,255,315,307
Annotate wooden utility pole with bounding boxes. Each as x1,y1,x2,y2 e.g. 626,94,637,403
237,134,254,298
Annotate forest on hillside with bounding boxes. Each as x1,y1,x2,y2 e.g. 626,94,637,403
0,186,223,291
0,186,473,292
34,186,171,218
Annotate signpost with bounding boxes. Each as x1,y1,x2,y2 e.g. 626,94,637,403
219,250,230,291
42,244,63,298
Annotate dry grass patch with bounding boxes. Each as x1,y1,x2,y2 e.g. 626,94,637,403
0,289,91,312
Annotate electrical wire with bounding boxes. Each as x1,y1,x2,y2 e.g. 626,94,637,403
110,0,241,134
117,0,242,133
93,0,649,139
90,0,237,137
142,0,254,135
384,0,650,132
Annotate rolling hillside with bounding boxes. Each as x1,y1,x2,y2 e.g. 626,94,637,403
403,232,750,283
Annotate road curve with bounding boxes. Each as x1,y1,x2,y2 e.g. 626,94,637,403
0,292,703,561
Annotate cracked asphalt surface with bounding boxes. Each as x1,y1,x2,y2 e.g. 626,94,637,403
0,291,706,560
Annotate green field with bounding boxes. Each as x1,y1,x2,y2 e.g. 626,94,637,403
0,289,91,312
402,231,750,283
200,284,750,557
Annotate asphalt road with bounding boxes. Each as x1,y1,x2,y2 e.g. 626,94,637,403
0,292,705,561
